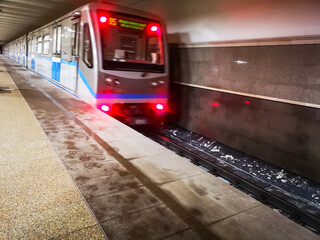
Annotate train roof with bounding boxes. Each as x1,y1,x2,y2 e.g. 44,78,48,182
26,2,165,36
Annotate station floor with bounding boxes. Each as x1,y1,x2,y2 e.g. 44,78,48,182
0,55,319,240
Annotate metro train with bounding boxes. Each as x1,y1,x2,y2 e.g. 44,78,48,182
3,2,169,125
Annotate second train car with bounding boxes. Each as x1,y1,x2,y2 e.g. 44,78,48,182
3,2,169,125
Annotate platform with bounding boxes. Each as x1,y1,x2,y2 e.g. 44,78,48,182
1,55,319,240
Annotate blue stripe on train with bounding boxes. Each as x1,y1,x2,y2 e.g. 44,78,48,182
51,61,61,82
31,58,35,70
30,56,168,100
77,69,168,99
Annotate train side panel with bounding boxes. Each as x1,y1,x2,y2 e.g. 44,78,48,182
3,2,169,124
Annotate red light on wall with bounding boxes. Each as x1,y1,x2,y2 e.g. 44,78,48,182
212,102,219,107
101,105,110,112
100,16,108,23
156,103,164,110
245,100,251,104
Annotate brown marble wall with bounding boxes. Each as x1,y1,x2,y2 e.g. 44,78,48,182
169,44,320,182
170,44,320,105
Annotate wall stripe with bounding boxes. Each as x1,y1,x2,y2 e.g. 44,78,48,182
170,35,320,48
173,81,320,110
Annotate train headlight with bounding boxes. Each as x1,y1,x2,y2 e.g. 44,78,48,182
105,77,120,87
151,80,166,87
105,77,112,84
114,80,120,86
151,81,158,87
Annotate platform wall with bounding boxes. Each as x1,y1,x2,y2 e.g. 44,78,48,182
168,43,320,183
128,0,320,42
125,0,320,182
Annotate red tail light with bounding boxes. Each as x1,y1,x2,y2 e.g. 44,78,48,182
150,25,158,32
101,105,110,112
156,103,164,110
148,23,161,35
100,16,108,23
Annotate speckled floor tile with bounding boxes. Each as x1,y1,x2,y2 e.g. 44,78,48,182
1,163,82,220
0,218,12,240
0,125,45,142
0,63,105,239
0,161,11,180
53,225,106,240
12,201,97,239
0,139,57,162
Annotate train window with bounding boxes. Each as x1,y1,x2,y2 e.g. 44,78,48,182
57,26,61,54
32,37,37,53
43,34,50,55
99,12,164,73
53,28,57,53
28,41,31,54
37,37,42,54
53,26,62,55
83,23,93,68
71,23,78,56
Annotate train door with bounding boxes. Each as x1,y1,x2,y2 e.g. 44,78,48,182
31,34,36,70
59,15,80,92
77,10,97,103
26,35,31,69
52,25,62,82
22,36,26,67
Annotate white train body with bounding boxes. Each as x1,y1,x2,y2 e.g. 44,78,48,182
3,2,169,124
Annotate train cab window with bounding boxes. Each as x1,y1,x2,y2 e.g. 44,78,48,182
99,12,164,73
53,26,62,55
43,34,50,55
83,23,93,68
37,37,42,54
71,23,78,56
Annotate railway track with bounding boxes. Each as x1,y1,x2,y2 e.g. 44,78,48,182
145,132,320,235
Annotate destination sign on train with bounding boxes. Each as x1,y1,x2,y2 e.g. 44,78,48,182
109,17,146,30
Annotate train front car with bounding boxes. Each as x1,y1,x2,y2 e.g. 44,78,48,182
79,3,169,125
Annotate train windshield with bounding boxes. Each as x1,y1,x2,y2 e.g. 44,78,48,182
99,12,165,73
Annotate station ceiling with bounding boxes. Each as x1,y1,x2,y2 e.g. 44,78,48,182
0,0,141,45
